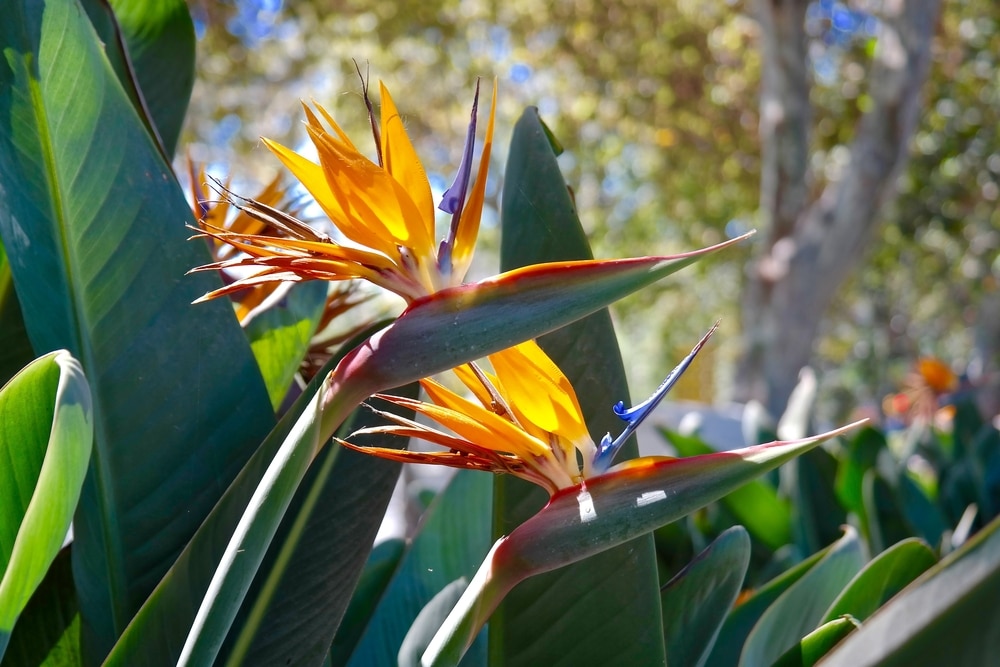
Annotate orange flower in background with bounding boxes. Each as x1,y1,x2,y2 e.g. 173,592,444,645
190,80,496,304
883,357,958,426
917,357,958,395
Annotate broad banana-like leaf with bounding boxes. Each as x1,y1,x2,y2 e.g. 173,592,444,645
493,107,664,667
739,527,863,667
0,352,91,659
0,1,276,660
660,526,751,667
79,0,194,158
821,513,1000,666
329,538,406,665
423,423,863,665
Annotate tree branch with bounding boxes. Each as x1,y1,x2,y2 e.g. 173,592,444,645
737,0,941,415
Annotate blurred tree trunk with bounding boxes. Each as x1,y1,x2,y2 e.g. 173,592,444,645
734,0,942,417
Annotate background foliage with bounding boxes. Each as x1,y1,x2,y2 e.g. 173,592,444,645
182,0,999,415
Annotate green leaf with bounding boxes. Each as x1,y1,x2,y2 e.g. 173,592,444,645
787,448,846,555
663,428,793,550
491,106,664,667
821,537,936,624
348,470,492,667
77,0,195,158
329,539,406,666
862,469,911,555
833,426,886,528
738,528,864,667
704,546,827,667
221,386,419,667
771,616,861,667
896,472,947,549
822,514,1000,666
397,579,468,667
660,526,751,667
0,548,80,667
0,243,34,387
243,281,328,410
0,2,276,658
106,0,196,156
103,323,380,667
0,351,92,657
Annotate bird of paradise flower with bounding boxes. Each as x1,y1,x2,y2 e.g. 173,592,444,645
190,77,496,304
341,324,719,495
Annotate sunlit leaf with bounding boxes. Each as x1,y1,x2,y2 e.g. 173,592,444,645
0,3,278,659
771,616,861,667
0,548,80,667
243,281,328,410
0,352,91,659
107,0,196,156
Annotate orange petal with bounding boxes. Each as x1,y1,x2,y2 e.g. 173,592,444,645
416,379,551,458
488,340,591,447
261,137,371,244
378,82,435,244
307,126,434,260
307,101,360,154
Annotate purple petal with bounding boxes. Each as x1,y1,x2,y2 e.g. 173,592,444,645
593,322,720,472
439,80,481,216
